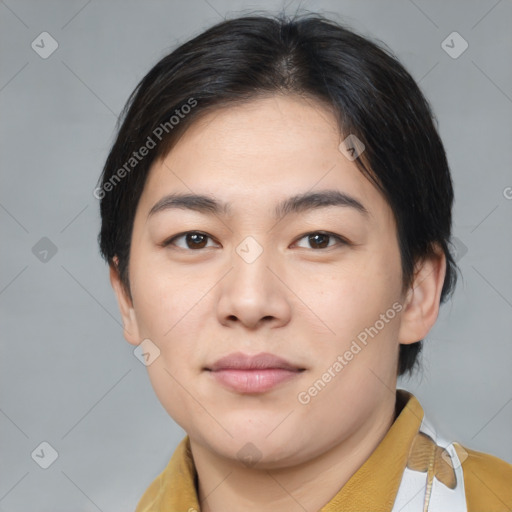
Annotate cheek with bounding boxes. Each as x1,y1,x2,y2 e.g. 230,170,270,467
130,253,200,338
144,359,196,432
310,258,401,332
129,261,207,414
300,246,403,368
132,269,204,426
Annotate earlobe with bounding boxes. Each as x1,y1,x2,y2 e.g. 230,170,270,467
109,261,141,346
398,247,447,345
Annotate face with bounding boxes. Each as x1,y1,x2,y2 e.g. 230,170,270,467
112,95,442,469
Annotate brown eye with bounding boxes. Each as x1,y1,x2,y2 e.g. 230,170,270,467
164,231,217,250
294,232,347,250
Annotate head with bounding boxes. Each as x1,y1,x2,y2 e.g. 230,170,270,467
98,13,457,467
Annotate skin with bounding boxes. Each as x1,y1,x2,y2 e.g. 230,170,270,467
110,94,446,512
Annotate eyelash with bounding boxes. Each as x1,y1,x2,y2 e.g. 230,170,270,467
161,231,349,251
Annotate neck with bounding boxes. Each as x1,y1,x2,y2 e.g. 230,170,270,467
190,393,398,512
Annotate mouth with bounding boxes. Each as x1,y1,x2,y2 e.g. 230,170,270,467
204,352,306,394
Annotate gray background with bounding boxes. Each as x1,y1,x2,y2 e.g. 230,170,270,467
1,0,511,510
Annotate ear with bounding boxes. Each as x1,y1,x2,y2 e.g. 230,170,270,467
109,259,141,346
398,246,447,345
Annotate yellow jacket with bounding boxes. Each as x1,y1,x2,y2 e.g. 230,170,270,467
135,390,512,511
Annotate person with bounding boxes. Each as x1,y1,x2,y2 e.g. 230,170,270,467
96,11,512,512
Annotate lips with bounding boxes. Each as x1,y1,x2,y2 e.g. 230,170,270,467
206,352,304,372
205,352,305,393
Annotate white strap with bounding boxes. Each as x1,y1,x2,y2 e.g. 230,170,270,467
391,416,467,512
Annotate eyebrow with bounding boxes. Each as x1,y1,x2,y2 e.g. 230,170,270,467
147,189,369,220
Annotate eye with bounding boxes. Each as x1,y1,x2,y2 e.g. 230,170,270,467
162,230,348,251
162,231,218,250
293,231,348,250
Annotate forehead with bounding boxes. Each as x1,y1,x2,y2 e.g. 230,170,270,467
138,95,392,224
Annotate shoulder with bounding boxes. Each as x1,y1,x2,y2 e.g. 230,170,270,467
457,443,512,511
134,436,199,512
134,472,164,512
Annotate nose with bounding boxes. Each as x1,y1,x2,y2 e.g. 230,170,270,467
216,246,292,330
